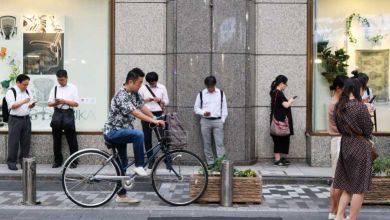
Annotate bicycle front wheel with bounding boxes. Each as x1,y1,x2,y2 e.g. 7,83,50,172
151,149,208,206
62,149,121,208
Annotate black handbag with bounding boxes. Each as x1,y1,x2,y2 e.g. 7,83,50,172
50,108,75,130
50,86,75,130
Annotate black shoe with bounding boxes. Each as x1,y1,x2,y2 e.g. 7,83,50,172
7,164,18,171
273,160,287,167
52,163,62,168
69,163,78,169
281,158,291,165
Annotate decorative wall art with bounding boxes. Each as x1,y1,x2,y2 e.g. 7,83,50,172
356,49,389,102
0,16,17,40
22,15,64,75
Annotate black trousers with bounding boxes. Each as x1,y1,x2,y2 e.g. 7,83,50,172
52,125,79,164
7,116,31,166
141,111,163,169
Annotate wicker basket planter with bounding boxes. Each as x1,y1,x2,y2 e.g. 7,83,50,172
190,174,262,203
364,177,390,205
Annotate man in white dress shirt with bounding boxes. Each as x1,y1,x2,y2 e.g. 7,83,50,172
48,70,80,168
194,76,228,167
6,74,36,171
138,72,169,171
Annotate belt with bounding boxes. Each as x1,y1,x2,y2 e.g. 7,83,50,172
204,117,221,120
10,115,29,119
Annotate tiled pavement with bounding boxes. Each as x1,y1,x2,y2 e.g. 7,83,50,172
0,185,332,210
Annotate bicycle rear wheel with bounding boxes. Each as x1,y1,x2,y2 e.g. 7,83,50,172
151,149,208,206
62,149,121,208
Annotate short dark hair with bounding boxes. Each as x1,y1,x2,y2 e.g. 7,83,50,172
126,68,145,84
204,76,217,86
330,75,348,91
146,72,159,83
56,69,68,78
16,74,30,83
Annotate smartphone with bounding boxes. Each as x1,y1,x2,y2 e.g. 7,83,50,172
293,96,298,99
369,95,376,103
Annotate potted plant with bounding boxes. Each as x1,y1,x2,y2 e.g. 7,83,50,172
316,41,349,84
190,156,262,203
364,159,390,204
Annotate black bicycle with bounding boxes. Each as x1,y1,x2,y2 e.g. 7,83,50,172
61,117,208,207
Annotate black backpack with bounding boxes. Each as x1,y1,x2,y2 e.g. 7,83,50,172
1,88,29,123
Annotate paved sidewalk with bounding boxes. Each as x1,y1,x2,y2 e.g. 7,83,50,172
0,162,332,179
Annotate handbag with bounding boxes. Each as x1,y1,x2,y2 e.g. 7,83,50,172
50,86,76,130
50,108,75,130
346,123,378,161
270,90,290,136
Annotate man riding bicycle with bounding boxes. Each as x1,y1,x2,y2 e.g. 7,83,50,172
103,67,165,204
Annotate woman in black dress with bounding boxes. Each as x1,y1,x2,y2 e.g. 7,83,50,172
333,78,373,220
269,75,296,166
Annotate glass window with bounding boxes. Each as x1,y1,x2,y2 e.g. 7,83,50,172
0,0,110,132
313,0,390,132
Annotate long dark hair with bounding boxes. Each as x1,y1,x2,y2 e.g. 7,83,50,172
269,75,288,96
335,78,362,117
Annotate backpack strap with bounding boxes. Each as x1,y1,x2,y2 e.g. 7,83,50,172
220,90,223,117
10,88,16,101
54,86,57,99
199,91,203,109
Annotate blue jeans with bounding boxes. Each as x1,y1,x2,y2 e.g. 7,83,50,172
104,128,145,169
104,128,145,196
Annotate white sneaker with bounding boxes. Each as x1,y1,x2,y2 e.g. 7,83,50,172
133,166,148,176
146,168,153,175
345,216,350,220
328,213,336,220
115,196,140,204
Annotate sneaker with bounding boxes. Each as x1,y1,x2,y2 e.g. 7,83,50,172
133,167,148,176
115,196,140,204
281,158,291,165
273,160,287,167
345,216,350,220
328,213,336,220
146,168,153,176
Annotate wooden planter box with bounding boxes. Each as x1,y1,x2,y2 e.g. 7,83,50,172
190,174,262,204
364,177,390,205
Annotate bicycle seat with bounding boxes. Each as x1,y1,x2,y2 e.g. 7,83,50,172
104,141,114,149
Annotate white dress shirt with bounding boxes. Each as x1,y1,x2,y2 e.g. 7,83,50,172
138,83,169,112
48,83,80,109
194,88,228,123
5,86,33,116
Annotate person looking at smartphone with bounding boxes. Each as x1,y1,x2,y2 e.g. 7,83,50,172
48,69,80,169
138,71,169,173
5,74,35,171
269,75,295,166
194,76,228,168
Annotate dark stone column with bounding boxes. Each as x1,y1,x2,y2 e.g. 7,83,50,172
167,0,256,164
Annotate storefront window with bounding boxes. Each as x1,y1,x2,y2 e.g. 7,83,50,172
0,0,110,132
313,0,390,132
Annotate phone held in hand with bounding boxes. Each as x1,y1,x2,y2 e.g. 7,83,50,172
369,95,376,103
293,96,298,99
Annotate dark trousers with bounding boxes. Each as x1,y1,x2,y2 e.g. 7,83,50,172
7,116,31,166
52,127,79,164
141,111,163,169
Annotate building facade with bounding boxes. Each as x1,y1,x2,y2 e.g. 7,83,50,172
1,0,389,166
